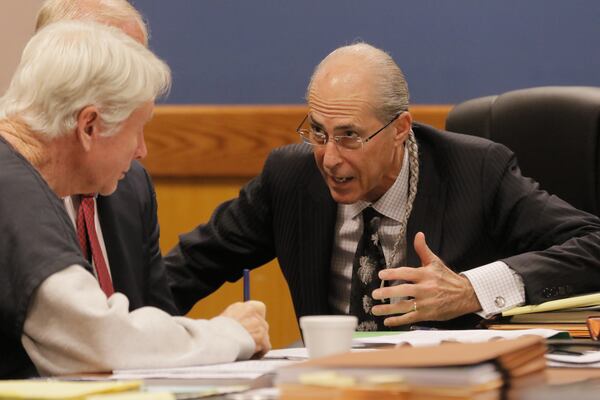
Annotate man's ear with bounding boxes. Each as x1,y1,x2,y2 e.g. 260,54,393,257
76,106,100,152
393,111,413,145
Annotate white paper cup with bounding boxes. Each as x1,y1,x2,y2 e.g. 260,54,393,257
299,315,358,358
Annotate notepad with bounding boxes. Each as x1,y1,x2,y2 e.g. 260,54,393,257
111,359,293,380
502,292,600,316
353,328,562,346
0,380,141,400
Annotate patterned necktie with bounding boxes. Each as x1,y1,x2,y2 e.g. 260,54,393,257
349,206,387,331
76,195,114,297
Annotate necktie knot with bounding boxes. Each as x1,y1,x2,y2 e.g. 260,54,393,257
362,206,381,233
80,196,94,213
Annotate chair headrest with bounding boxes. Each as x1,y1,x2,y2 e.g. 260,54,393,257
446,86,600,215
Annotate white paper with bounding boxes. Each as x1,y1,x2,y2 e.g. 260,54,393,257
354,328,561,347
111,359,294,380
547,360,600,368
264,348,309,360
264,347,375,360
546,350,600,365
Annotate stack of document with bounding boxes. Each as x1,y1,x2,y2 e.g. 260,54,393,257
111,359,293,380
275,336,547,400
486,292,600,338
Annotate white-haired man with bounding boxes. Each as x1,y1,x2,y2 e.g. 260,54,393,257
165,42,600,332
0,21,269,379
34,0,177,316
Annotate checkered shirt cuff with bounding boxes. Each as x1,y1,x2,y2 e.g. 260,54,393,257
461,261,526,319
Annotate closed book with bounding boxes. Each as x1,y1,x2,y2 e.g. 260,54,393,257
486,323,589,338
504,310,599,324
277,336,546,400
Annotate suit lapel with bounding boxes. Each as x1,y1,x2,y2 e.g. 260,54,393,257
297,170,337,316
96,195,144,309
406,139,447,266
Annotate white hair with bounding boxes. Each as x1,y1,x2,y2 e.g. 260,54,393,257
36,0,148,46
0,20,170,138
307,42,410,122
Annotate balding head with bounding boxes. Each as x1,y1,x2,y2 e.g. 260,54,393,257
36,0,148,45
307,43,409,122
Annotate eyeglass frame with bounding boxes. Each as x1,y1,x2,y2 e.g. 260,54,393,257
295,111,406,151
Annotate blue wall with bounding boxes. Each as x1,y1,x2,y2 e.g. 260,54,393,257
133,0,600,105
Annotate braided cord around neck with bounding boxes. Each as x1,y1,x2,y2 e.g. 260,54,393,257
386,129,419,269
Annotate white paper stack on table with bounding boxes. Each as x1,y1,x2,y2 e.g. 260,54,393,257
110,359,294,380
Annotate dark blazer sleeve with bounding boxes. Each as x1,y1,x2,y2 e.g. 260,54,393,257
482,143,600,304
164,157,278,314
406,125,600,328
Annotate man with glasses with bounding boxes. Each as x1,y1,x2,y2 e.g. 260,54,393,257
166,43,600,331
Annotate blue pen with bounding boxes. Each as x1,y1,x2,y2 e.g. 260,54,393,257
243,268,250,301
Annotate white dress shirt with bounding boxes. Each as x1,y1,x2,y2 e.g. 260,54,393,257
329,146,526,317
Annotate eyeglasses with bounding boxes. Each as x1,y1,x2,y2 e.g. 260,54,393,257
296,112,403,151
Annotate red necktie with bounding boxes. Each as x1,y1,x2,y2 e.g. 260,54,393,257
76,195,114,297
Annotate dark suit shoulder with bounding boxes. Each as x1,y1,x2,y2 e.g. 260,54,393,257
413,122,510,154
116,161,153,198
265,143,315,170
262,143,319,187
100,161,154,215
413,122,515,176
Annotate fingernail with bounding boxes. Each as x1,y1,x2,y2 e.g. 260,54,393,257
372,289,380,299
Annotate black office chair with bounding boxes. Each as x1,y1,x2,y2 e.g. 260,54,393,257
445,86,600,216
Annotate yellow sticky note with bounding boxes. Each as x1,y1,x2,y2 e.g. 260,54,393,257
87,392,174,400
0,380,141,400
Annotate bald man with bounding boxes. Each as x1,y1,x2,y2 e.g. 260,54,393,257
165,42,600,332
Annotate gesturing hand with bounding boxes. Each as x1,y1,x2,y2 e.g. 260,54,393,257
221,300,271,357
370,232,481,327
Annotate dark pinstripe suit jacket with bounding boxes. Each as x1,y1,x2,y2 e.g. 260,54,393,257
165,123,600,328
97,161,178,315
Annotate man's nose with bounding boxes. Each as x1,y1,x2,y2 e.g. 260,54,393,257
322,140,343,169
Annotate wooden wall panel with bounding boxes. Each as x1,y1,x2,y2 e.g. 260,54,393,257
150,105,451,349
144,105,452,178
145,106,305,178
